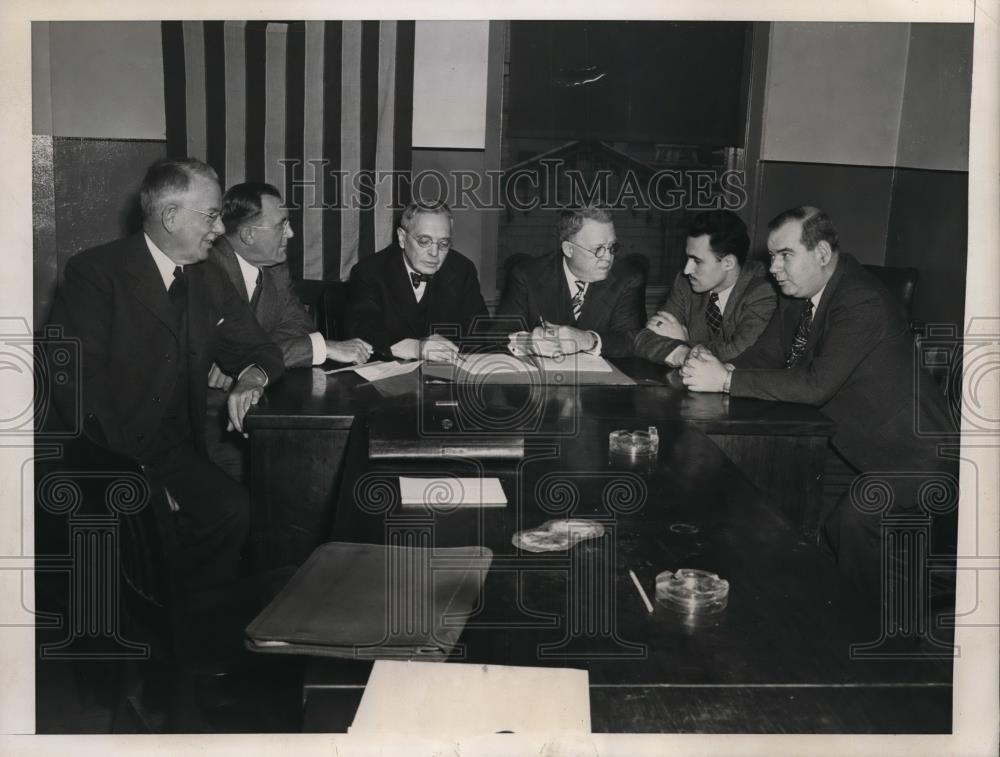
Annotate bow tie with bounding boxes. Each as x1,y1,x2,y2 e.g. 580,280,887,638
410,271,434,288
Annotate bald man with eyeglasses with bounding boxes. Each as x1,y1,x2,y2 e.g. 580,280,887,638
345,200,488,363
497,206,644,358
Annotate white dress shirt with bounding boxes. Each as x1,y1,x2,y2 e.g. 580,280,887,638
561,259,602,356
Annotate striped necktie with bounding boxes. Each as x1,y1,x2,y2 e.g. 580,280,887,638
785,300,814,368
571,280,586,321
249,268,263,311
705,292,723,335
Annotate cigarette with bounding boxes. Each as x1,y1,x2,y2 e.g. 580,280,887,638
628,569,654,614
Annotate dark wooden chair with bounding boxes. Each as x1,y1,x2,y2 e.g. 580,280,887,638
294,279,351,340
863,264,919,326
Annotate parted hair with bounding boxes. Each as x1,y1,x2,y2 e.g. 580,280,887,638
557,206,614,242
221,182,283,231
139,158,219,222
688,210,751,265
768,206,840,253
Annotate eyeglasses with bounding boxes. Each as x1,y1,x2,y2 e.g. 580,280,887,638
179,206,221,224
248,218,291,234
404,229,451,252
567,239,621,260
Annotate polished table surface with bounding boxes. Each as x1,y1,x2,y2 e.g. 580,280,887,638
244,358,951,733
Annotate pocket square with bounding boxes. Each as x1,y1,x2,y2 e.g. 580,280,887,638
216,317,225,326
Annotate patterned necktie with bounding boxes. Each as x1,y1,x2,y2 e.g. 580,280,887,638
571,280,586,321
705,291,723,335
167,266,187,320
410,271,434,288
785,299,814,368
249,268,263,311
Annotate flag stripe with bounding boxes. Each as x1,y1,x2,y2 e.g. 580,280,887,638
340,22,362,279
302,21,326,281
264,23,288,192
374,22,396,252
162,22,187,157
244,22,268,182
204,21,227,186
322,21,343,281
357,21,380,267
284,22,306,282
224,21,247,187
182,21,207,161
393,22,415,209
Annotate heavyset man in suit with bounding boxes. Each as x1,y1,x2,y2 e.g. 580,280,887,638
681,206,956,601
634,210,776,366
48,158,285,603
206,182,371,480
346,200,488,363
497,206,644,357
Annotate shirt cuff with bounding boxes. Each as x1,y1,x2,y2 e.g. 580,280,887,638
582,331,602,356
664,344,689,367
723,364,735,393
309,331,327,365
237,364,269,387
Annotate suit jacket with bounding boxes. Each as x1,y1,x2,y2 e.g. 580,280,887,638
346,244,489,356
730,253,954,475
497,251,645,358
634,260,776,364
209,238,316,368
48,233,284,462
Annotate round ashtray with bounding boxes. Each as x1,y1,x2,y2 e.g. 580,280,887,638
609,427,659,458
655,568,729,616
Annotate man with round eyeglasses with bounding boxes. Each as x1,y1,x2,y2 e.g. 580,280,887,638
346,200,488,363
497,205,644,358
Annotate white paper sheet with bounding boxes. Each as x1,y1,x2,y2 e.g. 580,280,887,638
353,360,423,382
350,660,591,735
399,477,508,508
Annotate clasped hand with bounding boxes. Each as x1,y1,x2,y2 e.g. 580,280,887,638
679,345,730,393
522,324,594,358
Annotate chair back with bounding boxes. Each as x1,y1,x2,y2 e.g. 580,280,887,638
864,264,919,323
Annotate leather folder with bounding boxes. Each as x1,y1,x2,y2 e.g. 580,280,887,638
246,541,493,659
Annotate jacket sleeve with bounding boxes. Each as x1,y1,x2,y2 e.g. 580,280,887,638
211,270,285,385
47,253,132,456
345,261,399,356
595,270,644,358
730,285,886,406
703,278,778,362
633,273,689,363
266,265,318,368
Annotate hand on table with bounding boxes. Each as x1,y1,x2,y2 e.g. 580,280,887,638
679,347,731,393
326,338,372,365
527,323,596,358
226,366,267,436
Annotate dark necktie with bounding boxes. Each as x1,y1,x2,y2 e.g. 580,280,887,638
705,292,723,336
249,268,263,311
571,280,586,321
168,265,187,321
410,271,434,288
785,299,814,368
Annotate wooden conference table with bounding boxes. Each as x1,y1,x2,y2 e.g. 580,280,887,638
245,357,952,733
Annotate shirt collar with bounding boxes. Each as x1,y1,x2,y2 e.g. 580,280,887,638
233,250,261,301
712,281,737,314
562,258,589,294
810,283,827,311
144,233,181,291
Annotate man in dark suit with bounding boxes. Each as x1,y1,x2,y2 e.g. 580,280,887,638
345,200,488,363
497,206,644,358
681,206,956,601
634,210,776,366
206,182,371,480
48,158,285,604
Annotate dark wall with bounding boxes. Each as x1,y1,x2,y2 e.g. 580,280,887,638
34,137,166,326
885,168,968,329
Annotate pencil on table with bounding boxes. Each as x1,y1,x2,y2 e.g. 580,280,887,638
628,569,655,614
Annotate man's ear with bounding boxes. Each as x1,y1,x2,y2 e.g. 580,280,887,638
396,227,406,249
814,241,833,266
160,204,177,233
720,253,737,270
239,225,255,246
560,241,573,260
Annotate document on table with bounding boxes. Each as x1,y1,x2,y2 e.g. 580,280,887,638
454,353,534,374
349,659,591,735
347,360,422,381
399,476,508,508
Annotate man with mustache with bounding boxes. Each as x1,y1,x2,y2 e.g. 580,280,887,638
346,200,488,364
634,209,776,366
680,206,956,602
47,158,285,604
205,182,372,480
498,206,644,358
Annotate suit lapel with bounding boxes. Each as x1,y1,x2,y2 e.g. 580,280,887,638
547,254,574,325
212,239,251,301
808,254,848,352
578,267,617,329
125,235,181,340
386,249,425,325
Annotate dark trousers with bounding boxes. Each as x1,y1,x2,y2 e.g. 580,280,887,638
146,443,250,606
203,388,248,483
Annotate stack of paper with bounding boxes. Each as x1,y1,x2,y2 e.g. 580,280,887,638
399,477,508,508
349,660,591,735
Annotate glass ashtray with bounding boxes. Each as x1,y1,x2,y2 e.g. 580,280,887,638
655,568,729,616
609,427,659,458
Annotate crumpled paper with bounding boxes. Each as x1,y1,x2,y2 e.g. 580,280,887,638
512,519,606,553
